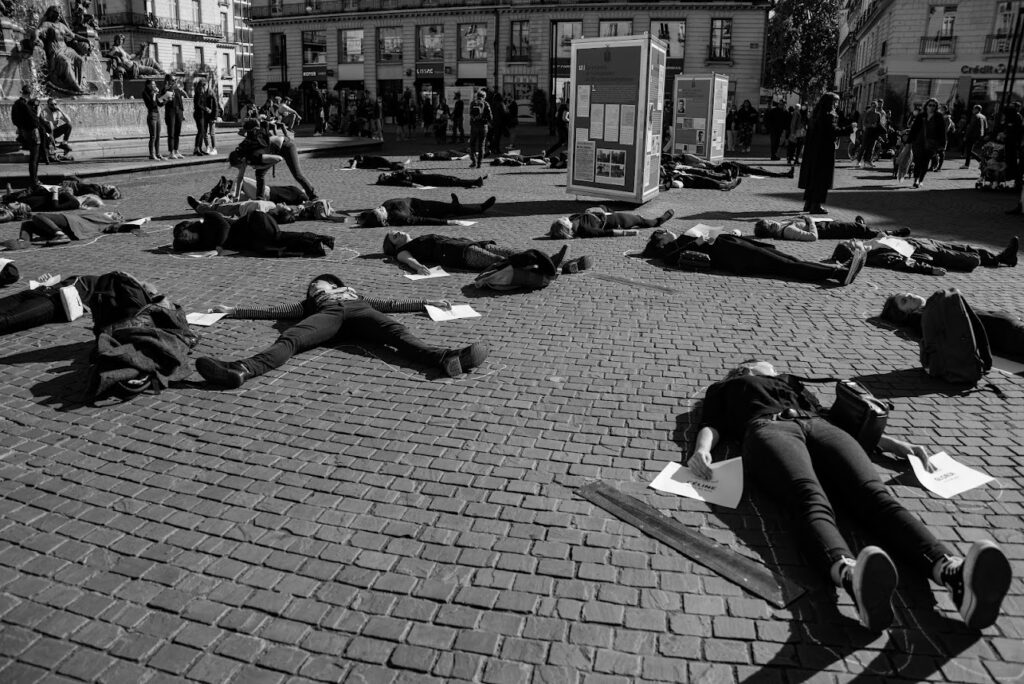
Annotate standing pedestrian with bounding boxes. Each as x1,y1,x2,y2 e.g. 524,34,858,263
725,104,736,152
142,78,165,160
451,92,465,143
467,89,493,168
908,98,946,188
787,103,808,165
162,74,185,159
206,87,221,155
488,90,507,155
797,92,852,214
193,79,211,156
11,85,41,186
766,100,789,161
855,102,880,168
961,105,987,169
543,97,569,157
735,100,757,153
505,93,520,150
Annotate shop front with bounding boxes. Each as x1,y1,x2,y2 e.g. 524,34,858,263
415,62,445,109
301,64,329,120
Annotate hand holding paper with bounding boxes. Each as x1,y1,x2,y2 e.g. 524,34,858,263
909,451,994,498
404,266,449,281
650,458,744,509
425,304,480,322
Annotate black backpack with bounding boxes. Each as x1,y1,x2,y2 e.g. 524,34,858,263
919,288,992,385
469,100,492,126
87,272,159,332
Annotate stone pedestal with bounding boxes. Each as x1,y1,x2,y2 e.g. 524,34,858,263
0,96,199,141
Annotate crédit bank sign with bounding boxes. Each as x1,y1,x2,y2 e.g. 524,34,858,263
961,63,1021,74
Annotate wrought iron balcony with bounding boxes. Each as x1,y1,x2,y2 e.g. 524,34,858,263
100,11,226,39
985,34,1012,54
707,45,732,61
507,45,531,62
919,35,956,56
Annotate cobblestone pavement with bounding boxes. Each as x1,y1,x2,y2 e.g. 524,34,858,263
1,129,1022,683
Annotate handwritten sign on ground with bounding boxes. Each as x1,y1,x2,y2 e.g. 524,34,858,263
909,451,994,499
649,458,743,508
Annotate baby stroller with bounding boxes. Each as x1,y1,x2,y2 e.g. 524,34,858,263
976,141,1009,190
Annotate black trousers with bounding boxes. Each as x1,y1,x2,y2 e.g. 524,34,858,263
260,139,316,199
194,113,207,151
244,301,443,376
707,234,838,282
146,112,161,157
165,113,182,152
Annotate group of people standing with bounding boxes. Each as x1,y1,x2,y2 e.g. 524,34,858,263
141,75,221,161
392,88,520,152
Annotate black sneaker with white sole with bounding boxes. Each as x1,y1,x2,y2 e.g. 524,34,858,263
937,540,1011,630
840,546,898,632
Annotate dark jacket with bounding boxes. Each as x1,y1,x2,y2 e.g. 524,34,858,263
908,112,947,153
11,97,39,132
162,84,185,119
142,88,163,115
193,90,213,117
798,112,850,193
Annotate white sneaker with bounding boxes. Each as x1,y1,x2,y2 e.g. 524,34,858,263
208,148,218,156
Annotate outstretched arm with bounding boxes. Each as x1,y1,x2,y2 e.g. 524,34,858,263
687,426,720,480
877,434,935,472
395,250,432,275
214,301,306,320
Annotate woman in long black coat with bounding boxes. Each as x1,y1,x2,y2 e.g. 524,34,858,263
798,92,852,214
907,97,947,188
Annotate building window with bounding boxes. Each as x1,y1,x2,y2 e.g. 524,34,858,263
909,78,956,105
503,74,536,109
458,23,487,61
269,32,286,67
378,26,402,62
302,30,326,65
220,12,228,36
222,52,231,76
599,20,631,37
995,2,1019,34
510,20,530,60
195,46,205,66
553,21,582,59
417,24,443,61
651,19,685,59
172,44,183,70
927,5,957,37
339,29,364,63
192,0,201,23
709,18,732,60
173,0,180,21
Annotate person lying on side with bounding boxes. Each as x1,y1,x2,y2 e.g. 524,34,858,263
382,232,591,275
548,207,674,239
357,194,496,227
827,236,1019,276
754,215,911,242
172,211,333,257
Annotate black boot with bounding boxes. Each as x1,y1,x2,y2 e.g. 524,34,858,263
196,358,253,389
481,196,496,212
550,244,568,268
657,209,675,226
998,236,1020,267
439,343,489,378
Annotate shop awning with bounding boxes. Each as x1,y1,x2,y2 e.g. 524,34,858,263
262,81,290,92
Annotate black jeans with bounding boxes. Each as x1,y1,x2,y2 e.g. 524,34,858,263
452,117,464,142
165,113,182,153
603,213,663,230
911,144,931,183
544,127,568,157
469,124,488,165
20,129,40,185
707,234,839,282
0,290,61,334
787,137,804,164
244,301,444,376
816,222,880,239
194,113,207,151
962,136,979,167
743,416,951,576
146,112,161,157
979,310,1024,362
909,238,999,272
857,126,881,163
265,138,316,199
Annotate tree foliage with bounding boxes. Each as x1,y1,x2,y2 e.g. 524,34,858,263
764,0,840,101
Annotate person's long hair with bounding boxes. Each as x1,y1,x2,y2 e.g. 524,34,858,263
811,92,839,124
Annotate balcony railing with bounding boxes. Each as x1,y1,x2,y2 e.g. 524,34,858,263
250,0,629,19
919,35,956,56
707,45,731,61
507,45,531,62
985,34,1012,54
100,11,225,39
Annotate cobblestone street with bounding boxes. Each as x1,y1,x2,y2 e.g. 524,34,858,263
1,129,1022,683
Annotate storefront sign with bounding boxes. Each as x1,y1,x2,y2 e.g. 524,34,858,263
567,35,667,204
415,63,444,77
552,60,570,77
961,63,1021,75
302,65,326,79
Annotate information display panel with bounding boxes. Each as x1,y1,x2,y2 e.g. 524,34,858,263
567,35,666,204
671,73,729,163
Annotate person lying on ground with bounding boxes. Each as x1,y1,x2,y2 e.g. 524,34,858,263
548,207,675,239
2,180,120,211
687,358,1012,633
194,273,488,389
172,211,334,257
663,153,795,178
186,195,303,223
0,273,98,334
18,211,138,244
662,171,742,191
642,229,867,286
376,170,487,189
827,235,1019,276
357,194,496,227
347,154,406,171
382,232,592,275
199,174,307,204
881,292,1024,363
419,150,470,161
0,202,33,224
754,215,911,242
489,153,552,167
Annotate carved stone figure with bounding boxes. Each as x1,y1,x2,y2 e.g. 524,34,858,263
37,6,89,93
108,33,163,79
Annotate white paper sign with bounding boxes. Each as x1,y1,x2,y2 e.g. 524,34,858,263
577,85,591,114
425,304,480,322
683,224,740,241
410,185,438,190
448,220,477,227
404,266,450,281
649,458,744,509
186,312,228,326
874,236,916,258
28,274,61,289
909,451,994,499
122,217,151,227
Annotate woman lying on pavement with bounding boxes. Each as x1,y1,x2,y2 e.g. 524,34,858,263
662,171,742,192
754,215,911,242
347,155,406,171
19,211,137,244
3,181,120,211
489,153,552,167
199,175,308,205
172,210,334,257
663,153,795,178
881,292,1024,362
642,229,867,286
194,273,488,388
827,235,1019,276
376,170,487,189
186,196,303,223
548,207,675,239
419,150,470,161
382,232,591,275
687,358,1012,632
0,273,98,334
357,194,496,227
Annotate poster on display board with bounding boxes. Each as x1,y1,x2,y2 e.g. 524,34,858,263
567,34,667,204
671,73,729,163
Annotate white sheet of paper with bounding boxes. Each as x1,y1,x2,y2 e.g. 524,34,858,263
404,266,449,281
28,274,61,290
909,451,994,498
0,258,12,272
874,236,915,258
747,174,767,180
649,458,744,509
186,312,228,326
122,217,151,227
410,185,438,190
448,220,476,227
425,304,481,322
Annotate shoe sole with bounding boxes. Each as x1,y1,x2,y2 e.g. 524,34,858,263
961,541,1012,630
459,343,489,372
441,355,464,378
563,257,593,274
843,248,867,286
196,357,245,388
854,546,898,632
